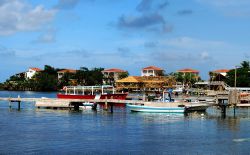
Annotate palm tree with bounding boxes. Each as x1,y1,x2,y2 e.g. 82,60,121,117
241,61,250,69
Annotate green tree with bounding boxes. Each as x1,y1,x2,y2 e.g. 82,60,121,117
174,72,200,85
241,61,250,69
86,68,104,85
118,72,129,80
44,65,57,75
32,72,58,91
75,67,104,85
225,61,250,87
75,67,89,85
58,72,75,89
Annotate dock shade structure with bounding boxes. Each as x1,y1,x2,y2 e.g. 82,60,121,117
209,69,230,91
63,85,115,95
116,76,176,92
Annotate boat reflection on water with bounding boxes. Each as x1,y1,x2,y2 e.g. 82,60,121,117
129,110,186,124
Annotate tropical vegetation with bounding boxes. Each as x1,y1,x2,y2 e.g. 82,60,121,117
3,65,104,91
173,72,201,86
225,61,250,87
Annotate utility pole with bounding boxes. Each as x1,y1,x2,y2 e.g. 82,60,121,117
234,66,237,88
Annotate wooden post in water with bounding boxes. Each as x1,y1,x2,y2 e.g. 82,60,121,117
110,96,113,113
18,101,21,110
9,100,11,109
17,95,21,110
92,103,97,110
218,99,227,118
104,96,108,110
110,103,113,113
221,105,226,118
229,90,238,116
73,103,79,111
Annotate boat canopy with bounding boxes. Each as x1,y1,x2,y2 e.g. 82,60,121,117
63,85,115,95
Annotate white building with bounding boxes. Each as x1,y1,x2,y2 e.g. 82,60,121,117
25,67,42,79
141,66,164,77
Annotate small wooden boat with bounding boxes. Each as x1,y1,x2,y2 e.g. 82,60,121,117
79,102,95,110
185,104,209,112
126,104,185,113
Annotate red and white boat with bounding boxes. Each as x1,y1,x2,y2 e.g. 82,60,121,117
57,85,127,100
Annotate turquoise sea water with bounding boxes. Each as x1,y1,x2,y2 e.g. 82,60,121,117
0,91,250,154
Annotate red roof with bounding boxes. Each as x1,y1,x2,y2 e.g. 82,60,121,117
213,69,230,73
142,66,163,71
177,68,199,73
30,67,42,71
102,68,127,73
58,69,77,73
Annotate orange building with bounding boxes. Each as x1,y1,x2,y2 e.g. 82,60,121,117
141,66,164,77
102,68,127,85
57,69,77,79
176,68,200,80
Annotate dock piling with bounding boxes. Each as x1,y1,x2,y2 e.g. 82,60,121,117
218,99,228,118
110,103,113,113
92,103,97,110
9,100,11,109
17,95,21,110
104,96,108,111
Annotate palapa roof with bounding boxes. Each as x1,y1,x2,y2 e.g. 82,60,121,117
102,68,127,73
143,80,165,83
117,76,172,83
116,76,142,83
177,68,199,73
29,67,42,71
142,66,163,71
58,69,77,73
212,69,230,73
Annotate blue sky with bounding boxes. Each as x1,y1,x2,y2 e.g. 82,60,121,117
1,0,250,82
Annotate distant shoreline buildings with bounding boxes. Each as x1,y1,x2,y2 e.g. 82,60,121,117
2,64,237,92
14,65,232,84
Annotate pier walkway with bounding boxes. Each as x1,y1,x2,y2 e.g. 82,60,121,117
0,97,210,112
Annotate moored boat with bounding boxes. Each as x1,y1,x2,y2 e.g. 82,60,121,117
185,104,210,112
57,85,127,100
79,102,95,110
126,103,185,113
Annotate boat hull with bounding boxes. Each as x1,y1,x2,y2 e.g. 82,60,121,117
131,109,185,113
185,105,209,112
57,94,95,99
127,104,185,113
100,94,127,100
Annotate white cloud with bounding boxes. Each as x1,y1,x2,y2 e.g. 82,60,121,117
0,0,57,35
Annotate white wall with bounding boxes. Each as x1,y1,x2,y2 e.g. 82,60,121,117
25,69,37,79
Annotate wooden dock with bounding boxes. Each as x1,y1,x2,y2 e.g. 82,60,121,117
0,97,211,112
